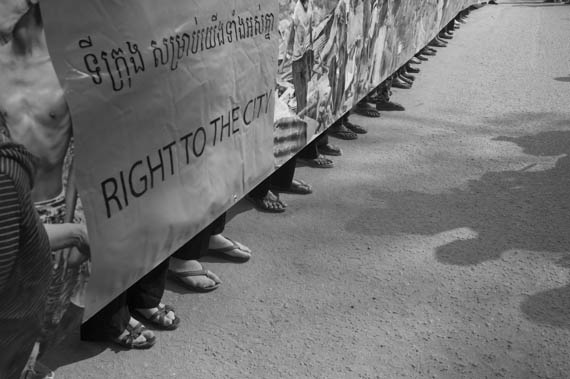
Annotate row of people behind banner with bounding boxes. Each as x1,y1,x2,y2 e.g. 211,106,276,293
0,1,480,378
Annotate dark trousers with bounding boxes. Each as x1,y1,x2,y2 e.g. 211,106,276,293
298,134,329,160
172,213,226,261
81,259,169,340
249,159,297,199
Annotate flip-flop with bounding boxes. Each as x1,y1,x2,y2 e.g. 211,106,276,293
329,124,358,140
132,304,180,330
354,106,381,118
298,155,334,168
318,143,343,156
271,179,313,194
207,237,251,262
246,192,287,213
168,268,221,292
344,121,368,134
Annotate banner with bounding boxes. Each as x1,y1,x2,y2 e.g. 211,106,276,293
39,0,481,319
273,0,482,159
42,1,278,317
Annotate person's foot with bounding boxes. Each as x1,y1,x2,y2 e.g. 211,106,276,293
392,76,412,89
406,64,420,74
112,318,156,349
329,123,358,140
414,53,428,61
318,143,343,156
432,37,447,47
488,0,498,4
208,234,252,261
375,100,405,111
133,304,179,330
169,259,222,290
439,31,453,40
247,190,287,213
409,57,422,65
344,120,367,134
271,178,313,194
298,154,335,168
354,101,381,118
426,41,442,50
400,71,415,82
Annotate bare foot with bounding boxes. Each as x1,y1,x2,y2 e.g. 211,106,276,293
169,259,221,291
208,234,252,261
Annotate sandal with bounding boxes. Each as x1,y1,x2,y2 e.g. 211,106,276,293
168,267,221,292
246,190,287,213
112,322,156,349
329,124,357,140
354,103,381,118
271,179,313,194
207,237,251,262
318,143,343,156
344,120,368,134
133,304,180,330
298,154,334,168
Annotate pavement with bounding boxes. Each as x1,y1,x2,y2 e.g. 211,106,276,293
45,1,570,378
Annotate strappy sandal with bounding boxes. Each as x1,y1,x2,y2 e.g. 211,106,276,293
133,304,180,330
246,190,287,213
112,322,156,349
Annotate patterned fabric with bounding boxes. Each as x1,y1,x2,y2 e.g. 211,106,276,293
0,142,52,320
0,142,52,379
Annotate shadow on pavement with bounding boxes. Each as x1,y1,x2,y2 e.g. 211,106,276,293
521,284,570,329
554,76,570,83
41,305,107,372
346,130,570,266
347,129,570,328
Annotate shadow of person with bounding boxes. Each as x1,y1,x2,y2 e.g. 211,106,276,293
41,304,108,371
520,284,570,329
345,130,570,266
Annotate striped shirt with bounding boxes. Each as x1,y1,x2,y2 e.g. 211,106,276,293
0,143,52,321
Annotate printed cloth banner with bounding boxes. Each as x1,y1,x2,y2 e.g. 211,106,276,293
42,1,278,318
272,0,482,163
39,0,481,319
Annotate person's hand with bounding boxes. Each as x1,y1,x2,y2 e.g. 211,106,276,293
63,224,90,268
44,223,91,267
73,223,90,258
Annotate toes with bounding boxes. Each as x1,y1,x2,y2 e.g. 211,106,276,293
206,270,222,284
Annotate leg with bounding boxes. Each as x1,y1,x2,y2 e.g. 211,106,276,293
270,158,297,188
169,221,223,291
247,174,287,213
208,212,251,262
317,131,343,156
128,260,169,310
129,260,180,330
297,139,334,168
81,292,129,341
80,292,155,349
269,158,312,194
329,114,357,140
